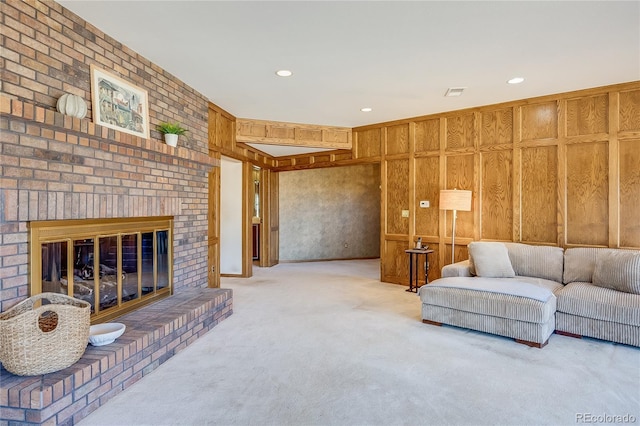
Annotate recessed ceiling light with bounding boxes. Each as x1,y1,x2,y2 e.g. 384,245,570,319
508,77,525,84
445,87,466,97
275,70,293,77
360,107,372,112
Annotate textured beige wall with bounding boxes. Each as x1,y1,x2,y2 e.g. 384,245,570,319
279,164,381,261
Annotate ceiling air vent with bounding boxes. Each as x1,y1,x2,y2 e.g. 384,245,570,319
445,87,466,97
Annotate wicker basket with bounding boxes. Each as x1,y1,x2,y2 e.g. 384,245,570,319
0,293,91,376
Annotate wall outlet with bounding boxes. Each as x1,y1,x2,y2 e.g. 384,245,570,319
419,200,430,208
401,210,410,218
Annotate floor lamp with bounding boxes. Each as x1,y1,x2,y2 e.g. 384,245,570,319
439,189,472,264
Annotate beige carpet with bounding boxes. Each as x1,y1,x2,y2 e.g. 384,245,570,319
80,259,639,426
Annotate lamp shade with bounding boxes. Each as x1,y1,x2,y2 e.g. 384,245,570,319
439,189,472,211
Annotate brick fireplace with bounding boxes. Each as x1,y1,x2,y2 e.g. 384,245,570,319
1,1,231,423
0,96,232,424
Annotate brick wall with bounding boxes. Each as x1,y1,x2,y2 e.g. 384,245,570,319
0,0,217,311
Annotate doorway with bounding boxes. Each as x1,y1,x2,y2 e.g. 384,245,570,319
220,157,243,275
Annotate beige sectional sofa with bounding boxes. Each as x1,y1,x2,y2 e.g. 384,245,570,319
418,242,640,348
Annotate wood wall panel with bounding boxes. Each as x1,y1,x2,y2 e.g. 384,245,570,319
386,124,410,155
269,126,295,140
219,114,235,152
237,121,266,138
427,245,440,284
355,128,382,159
386,159,410,235
480,151,513,240
521,101,558,141
446,114,475,149
521,146,558,243
566,94,608,137
415,156,440,236
566,142,609,245
445,154,474,238
481,108,513,146
619,90,640,131
296,128,323,142
415,119,440,152
268,172,280,265
443,244,470,265
382,239,409,284
236,119,352,150
620,139,640,247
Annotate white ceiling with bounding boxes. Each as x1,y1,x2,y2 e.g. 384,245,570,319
59,1,639,157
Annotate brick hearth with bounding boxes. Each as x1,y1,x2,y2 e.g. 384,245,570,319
0,288,232,425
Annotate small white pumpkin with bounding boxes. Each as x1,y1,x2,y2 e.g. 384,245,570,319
56,93,87,119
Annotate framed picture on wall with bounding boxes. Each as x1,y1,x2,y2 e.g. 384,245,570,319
90,65,150,139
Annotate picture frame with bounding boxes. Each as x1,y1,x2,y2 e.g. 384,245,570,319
90,65,150,139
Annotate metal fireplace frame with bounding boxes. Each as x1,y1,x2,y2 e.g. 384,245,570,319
28,216,173,323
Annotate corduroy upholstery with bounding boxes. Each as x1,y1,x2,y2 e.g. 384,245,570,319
421,244,640,348
555,248,640,346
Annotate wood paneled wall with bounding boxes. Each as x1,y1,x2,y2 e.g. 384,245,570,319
236,118,352,150
208,103,279,169
353,82,640,285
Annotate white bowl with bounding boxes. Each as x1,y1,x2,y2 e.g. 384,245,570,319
88,323,126,346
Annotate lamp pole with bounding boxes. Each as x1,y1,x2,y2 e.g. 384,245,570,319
451,208,457,264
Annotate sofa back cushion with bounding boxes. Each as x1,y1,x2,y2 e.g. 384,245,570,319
467,242,515,278
592,250,640,294
503,243,564,283
563,247,638,284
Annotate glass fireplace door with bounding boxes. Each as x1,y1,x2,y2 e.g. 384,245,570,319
30,217,173,323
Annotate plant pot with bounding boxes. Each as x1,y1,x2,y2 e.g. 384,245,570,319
164,134,178,147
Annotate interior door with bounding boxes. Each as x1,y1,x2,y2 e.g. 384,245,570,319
260,169,279,266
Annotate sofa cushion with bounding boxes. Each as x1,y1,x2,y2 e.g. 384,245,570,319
557,282,640,326
503,243,564,283
511,276,565,295
563,247,621,284
441,260,473,278
592,250,640,294
467,242,515,278
420,277,556,323
424,277,553,302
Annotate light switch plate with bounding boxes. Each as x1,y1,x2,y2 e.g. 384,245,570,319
401,210,410,218
419,200,430,208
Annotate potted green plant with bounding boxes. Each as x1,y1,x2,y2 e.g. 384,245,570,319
157,122,187,147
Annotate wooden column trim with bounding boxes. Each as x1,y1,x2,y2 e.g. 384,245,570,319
608,91,621,248
408,122,416,246
438,117,447,267
473,111,482,242
512,106,522,242
557,99,567,247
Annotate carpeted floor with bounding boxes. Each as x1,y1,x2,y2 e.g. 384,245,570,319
79,259,639,426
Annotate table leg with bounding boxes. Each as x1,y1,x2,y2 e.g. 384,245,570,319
415,255,419,291
407,253,414,292
424,257,429,284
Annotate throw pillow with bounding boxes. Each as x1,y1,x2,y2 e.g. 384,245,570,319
592,250,640,294
467,242,515,278
504,243,564,283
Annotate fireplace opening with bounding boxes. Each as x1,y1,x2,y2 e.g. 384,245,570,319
30,217,173,323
